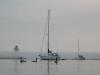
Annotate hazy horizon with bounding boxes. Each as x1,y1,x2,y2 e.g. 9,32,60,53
0,0,100,52
0,51,100,60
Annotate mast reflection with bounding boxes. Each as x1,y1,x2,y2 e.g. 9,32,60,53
14,59,18,75
47,60,50,75
47,60,58,75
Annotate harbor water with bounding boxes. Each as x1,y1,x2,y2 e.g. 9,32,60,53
0,59,100,75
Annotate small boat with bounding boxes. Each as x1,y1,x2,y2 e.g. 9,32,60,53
77,39,85,60
19,57,27,63
31,57,37,62
78,55,85,60
39,52,60,60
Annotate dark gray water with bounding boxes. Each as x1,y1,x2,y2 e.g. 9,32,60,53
0,59,100,75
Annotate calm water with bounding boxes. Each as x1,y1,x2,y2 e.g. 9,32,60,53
0,59,100,75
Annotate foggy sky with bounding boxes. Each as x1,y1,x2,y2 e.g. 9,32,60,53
0,0,100,52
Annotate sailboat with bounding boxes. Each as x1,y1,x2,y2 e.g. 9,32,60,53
39,9,60,60
77,39,85,60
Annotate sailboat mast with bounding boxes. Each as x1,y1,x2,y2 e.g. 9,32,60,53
78,39,80,56
48,9,50,54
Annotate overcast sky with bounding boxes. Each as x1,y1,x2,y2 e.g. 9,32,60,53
0,0,100,52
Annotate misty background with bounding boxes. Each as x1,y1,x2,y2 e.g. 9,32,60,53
0,0,100,58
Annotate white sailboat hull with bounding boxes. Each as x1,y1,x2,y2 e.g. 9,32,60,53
39,54,60,60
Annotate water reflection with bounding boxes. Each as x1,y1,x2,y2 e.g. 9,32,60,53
77,60,80,75
47,60,58,75
47,60,50,75
11,59,100,75
13,59,82,75
0,59,100,75
14,59,18,75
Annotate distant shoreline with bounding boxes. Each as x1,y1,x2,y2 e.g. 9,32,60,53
0,57,100,60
